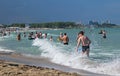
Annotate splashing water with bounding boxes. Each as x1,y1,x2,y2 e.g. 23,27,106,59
32,38,120,75
0,28,120,75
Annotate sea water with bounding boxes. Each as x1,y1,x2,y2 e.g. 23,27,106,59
0,28,120,75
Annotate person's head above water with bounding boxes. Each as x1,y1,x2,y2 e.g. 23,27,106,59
78,31,84,35
64,33,67,35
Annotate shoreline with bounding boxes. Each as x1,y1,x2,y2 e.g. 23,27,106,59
0,51,110,76
0,52,80,76
0,60,79,76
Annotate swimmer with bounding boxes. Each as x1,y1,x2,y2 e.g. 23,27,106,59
61,33,69,45
17,33,21,41
76,31,91,57
49,36,53,41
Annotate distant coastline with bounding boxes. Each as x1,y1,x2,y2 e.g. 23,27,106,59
0,21,120,30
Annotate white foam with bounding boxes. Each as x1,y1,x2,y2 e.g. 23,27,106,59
32,38,68,64
32,38,120,75
0,34,14,40
98,53,114,56
47,33,59,37
0,47,14,52
92,59,120,76
32,38,96,65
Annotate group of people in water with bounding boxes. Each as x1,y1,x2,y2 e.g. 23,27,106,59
16,29,107,57
28,32,43,40
17,31,47,41
17,31,70,45
0,30,11,37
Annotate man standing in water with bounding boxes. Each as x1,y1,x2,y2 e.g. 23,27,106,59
61,33,69,45
76,31,91,57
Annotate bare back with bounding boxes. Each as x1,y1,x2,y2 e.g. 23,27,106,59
79,36,91,46
62,36,69,43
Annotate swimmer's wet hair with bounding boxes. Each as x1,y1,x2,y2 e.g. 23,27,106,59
79,31,84,35
64,33,67,35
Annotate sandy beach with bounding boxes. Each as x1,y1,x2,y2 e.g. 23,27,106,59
0,52,80,76
0,60,80,76
0,51,110,76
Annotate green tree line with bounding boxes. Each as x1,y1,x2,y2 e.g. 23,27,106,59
29,22,79,28
5,22,83,28
9,23,25,28
3,22,119,28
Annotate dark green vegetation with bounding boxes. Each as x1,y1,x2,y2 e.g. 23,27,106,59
29,22,81,28
9,23,25,28
2,22,83,28
1,21,120,28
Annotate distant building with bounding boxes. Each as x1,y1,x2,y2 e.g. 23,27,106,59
89,21,99,25
104,20,111,24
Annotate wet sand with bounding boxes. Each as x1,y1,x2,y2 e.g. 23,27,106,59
0,51,110,76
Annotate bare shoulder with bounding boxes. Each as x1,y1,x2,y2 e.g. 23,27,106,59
79,36,83,41
77,37,81,41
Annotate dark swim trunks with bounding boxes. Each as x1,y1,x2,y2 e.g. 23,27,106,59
64,43,68,45
82,46,89,52
103,35,106,38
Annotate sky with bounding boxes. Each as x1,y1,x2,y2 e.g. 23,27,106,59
0,0,120,24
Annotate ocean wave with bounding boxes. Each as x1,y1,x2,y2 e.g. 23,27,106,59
32,38,120,75
0,47,14,52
